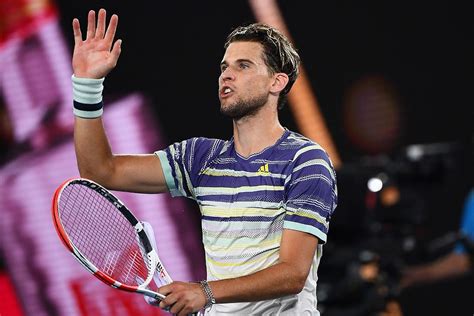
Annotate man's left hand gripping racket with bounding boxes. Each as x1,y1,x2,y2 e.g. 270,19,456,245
52,178,172,302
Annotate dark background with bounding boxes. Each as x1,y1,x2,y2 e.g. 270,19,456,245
54,1,473,315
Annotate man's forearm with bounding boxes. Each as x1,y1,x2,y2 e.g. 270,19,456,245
158,229,318,314
210,260,309,303
74,116,114,182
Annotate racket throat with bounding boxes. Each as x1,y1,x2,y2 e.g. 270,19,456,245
139,249,160,288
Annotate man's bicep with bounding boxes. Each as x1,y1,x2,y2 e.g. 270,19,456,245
279,229,319,278
108,154,169,193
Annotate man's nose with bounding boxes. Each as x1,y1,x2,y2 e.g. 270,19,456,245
220,67,235,81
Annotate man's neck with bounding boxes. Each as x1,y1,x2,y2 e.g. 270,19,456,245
232,107,285,158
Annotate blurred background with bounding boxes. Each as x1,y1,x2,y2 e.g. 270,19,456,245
0,0,472,315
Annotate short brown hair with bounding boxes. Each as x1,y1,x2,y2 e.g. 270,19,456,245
224,23,300,109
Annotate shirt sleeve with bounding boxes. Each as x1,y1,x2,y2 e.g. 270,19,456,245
283,144,338,244
154,137,225,199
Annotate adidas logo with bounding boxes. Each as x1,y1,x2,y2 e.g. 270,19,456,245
257,163,270,174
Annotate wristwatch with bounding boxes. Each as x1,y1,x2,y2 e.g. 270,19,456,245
199,280,216,309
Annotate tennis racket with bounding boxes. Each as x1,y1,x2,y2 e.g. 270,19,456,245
52,178,172,302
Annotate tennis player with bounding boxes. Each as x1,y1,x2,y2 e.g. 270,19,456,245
72,8,337,315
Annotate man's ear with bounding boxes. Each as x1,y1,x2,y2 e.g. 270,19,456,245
270,73,289,94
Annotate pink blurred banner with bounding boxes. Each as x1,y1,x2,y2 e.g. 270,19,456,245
0,1,204,315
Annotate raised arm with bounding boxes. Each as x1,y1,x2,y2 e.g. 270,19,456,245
72,9,167,193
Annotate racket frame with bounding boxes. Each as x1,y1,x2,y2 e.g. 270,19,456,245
52,178,167,301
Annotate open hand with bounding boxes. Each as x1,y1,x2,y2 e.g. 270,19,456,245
72,8,121,79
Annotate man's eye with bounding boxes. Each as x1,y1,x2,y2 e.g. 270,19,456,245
220,65,227,72
239,63,249,69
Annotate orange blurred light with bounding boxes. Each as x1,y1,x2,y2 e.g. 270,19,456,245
249,0,341,168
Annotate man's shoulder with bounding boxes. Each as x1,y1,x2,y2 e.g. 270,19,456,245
183,137,232,166
162,136,229,160
171,136,225,152
281,130,331,159
187,136,227,148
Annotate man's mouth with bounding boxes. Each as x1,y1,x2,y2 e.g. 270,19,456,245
220,87,234,98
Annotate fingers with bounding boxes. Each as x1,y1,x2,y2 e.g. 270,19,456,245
96,8,107,39
158,283,172,297
104,14,119,48
111,39,122,63
169,300,186,315
158,282,202,315
158,284,175,310
86,10,96,39
72,18,82,45
82,9,118,48
159,293,176,310
160,294,188,316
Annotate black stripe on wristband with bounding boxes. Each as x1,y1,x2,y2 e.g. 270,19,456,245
73,100,104,111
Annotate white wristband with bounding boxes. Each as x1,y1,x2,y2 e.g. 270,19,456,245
72,74,104,104
72,75,105,118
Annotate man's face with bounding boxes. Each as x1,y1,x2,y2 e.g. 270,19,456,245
218,41,274,120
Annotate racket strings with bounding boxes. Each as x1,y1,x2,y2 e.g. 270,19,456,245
59,184,150,286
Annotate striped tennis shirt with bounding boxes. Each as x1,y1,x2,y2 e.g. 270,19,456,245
156,129,337,315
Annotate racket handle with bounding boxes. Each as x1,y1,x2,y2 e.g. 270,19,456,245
141,288,166,301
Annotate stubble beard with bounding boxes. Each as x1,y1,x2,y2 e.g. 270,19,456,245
220,93,269,120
